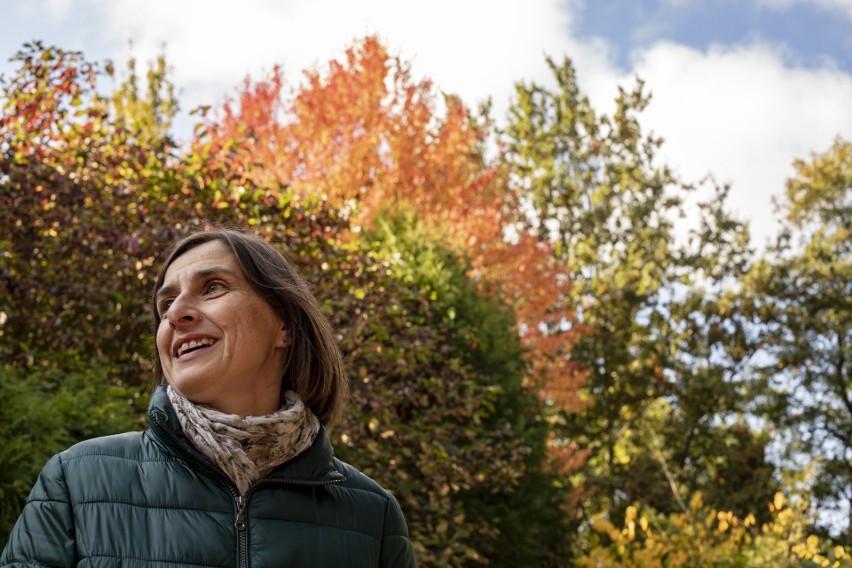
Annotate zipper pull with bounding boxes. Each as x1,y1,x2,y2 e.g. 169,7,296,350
234,495,247,531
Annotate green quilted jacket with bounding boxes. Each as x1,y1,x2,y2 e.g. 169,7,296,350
1,385,417,567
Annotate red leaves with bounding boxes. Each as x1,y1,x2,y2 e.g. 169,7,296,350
200,35,579,405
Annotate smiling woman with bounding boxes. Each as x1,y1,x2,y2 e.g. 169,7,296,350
155,240,294,418
0,228,418,567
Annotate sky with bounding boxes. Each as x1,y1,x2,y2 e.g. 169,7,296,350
1,0,850,249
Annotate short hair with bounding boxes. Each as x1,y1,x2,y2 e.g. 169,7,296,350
151,228,349,425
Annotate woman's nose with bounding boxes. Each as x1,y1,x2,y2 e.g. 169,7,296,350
165,295,198,327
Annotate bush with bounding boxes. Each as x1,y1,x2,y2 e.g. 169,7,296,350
0,358,140,545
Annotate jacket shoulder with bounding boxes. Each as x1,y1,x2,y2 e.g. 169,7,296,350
59,430,156,463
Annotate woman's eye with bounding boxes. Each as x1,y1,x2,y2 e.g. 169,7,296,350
159,300,173,315
206,281,223,294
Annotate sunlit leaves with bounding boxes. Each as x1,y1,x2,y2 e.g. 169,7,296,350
576,492,851,567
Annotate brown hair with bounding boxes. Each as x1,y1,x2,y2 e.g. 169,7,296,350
151,228,348,425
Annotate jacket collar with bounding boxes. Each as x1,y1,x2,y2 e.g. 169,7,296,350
147,385,345,486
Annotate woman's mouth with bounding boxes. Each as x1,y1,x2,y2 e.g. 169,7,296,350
176,338,218,359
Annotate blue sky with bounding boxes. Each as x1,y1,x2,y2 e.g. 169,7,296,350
575,0,851,74
1,0,850,247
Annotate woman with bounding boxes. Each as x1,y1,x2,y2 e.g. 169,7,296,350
1,229,417,567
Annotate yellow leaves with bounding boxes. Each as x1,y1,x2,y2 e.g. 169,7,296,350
770,491,786,512
364,419,395,439
367,417,379,433
623,505,638,539
689,491,704,511
613,442,631,465
783,137,851,228
579,492,852,568
591,517,620,541
716,510,736,533
791,535,847,568
211,189,229,209
791,534,822,558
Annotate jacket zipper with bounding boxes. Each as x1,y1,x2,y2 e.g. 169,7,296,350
235,494,248,568
233,477,345,568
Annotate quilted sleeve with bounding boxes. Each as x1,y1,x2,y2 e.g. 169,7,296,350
379,493,417,567
0,454,77,567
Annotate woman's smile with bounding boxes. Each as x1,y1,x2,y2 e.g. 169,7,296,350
173,336,219,359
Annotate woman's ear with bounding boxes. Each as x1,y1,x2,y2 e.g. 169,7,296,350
280,326,289,346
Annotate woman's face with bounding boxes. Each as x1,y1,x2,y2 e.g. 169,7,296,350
155,240,287,416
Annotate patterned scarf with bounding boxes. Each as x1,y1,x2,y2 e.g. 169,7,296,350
167,386,320,495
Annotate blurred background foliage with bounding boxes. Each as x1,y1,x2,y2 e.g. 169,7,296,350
0,38,849,566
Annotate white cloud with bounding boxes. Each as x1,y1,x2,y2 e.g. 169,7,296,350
623,40,852,247
90,0,575,129
44,0,73,19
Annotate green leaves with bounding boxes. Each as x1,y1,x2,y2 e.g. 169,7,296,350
505,54,765,535
741,138,852,543
0,361,139,545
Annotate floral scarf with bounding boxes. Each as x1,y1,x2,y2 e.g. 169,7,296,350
167,385,320,495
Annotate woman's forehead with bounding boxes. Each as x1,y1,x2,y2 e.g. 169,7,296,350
162,241,241,282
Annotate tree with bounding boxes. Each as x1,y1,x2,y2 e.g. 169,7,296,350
742,137,851,543
0,42,193,546
0,363,138,542
362,211,570,565
199,40,574,563
503,55,767,531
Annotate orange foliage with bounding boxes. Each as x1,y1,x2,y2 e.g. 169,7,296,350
204,36,580,402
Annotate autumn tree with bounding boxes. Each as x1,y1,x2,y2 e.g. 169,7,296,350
206,36,577,402
0,41,314,544
0,41,189,380
0,41,173,538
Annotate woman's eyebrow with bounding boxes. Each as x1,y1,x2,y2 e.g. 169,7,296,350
156,266,239,300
